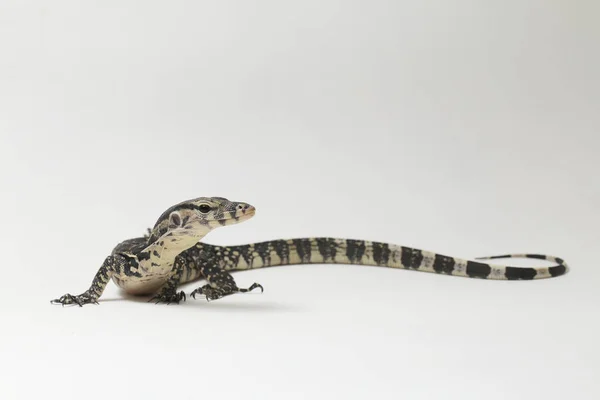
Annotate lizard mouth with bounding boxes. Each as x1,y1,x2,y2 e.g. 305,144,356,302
237,208,256,220
217,208,256,225
168,208,255,235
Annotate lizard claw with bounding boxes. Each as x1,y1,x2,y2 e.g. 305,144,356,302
51,293,98,307
190,285,223,301
190,288,202,300
244,283,264,293
190,283,262,301
149,290,186,305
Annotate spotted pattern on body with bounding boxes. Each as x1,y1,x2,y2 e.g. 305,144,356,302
176,238,567,288
51,197,569,307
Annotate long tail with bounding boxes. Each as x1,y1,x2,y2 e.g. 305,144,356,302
206,238,567,280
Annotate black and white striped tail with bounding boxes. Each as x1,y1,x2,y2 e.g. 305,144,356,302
474,253,567,280
215,238,568,281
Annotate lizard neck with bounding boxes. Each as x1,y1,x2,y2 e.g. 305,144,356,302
138,228,211,269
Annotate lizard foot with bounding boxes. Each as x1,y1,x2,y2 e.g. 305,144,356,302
149,290,186,305
51,292,98,307
238,282,264,294
190,285,229,301
190,282,263,302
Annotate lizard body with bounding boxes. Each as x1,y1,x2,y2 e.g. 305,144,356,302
52,197,257,305
52,197,568,306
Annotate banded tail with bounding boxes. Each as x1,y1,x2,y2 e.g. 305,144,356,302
207,238,567,280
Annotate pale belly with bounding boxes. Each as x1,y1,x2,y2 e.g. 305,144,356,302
111,258,174,295
111,274,170,295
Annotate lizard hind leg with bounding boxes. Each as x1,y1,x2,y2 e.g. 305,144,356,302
190,265,263,301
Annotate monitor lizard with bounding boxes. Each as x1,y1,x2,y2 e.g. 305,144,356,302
51,197,568,306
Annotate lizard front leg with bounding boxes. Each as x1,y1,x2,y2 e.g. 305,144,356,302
51,255,123,306
149,258,186,304
190,263,263,301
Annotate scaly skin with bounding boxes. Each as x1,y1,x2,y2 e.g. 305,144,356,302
52,197,568,306
51,197,257,306
175,239,567,285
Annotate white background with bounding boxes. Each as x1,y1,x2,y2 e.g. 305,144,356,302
1,1,598,399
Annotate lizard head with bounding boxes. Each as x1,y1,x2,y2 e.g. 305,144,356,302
146,197,255,246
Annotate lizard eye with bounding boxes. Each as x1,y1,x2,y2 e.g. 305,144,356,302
198,204,211,213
